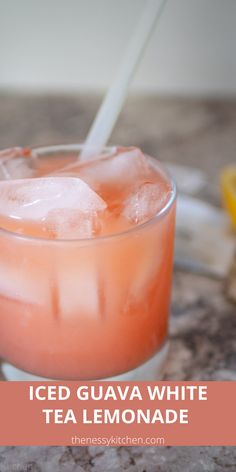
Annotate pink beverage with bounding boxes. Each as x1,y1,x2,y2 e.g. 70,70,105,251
0,144,176,379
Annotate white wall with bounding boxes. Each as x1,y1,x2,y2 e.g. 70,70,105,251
0,0,236,96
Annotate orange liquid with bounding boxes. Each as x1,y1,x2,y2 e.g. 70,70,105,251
0,150,176,379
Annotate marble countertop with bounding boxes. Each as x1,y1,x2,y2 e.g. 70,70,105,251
0,94,235,468
0,445,236,471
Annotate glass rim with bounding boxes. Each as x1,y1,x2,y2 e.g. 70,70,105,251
0,143,177,246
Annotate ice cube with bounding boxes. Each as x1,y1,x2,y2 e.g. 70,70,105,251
0,177,107,239
0,147,34,180
1,157,34,180
58,254,100,318
122,182,171,225
128,227,165,298
102,227,164,318
74,147,150,193
47,208,102,239
0,261,50,306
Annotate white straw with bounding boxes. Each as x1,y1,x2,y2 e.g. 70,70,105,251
80,0,168,161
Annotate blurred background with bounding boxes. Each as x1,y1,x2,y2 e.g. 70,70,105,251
1,0,236,96
0,0,236,384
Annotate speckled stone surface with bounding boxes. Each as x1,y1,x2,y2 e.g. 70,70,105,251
0,94,235,465
0,446,236,471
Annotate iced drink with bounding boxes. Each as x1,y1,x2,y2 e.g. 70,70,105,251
0,144,176,379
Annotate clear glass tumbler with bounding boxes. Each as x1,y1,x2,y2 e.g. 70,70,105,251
0,144,176,381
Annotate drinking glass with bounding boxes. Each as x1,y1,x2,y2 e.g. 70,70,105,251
0,144,176,381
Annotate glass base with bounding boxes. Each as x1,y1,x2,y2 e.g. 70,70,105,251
2,342,169,381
